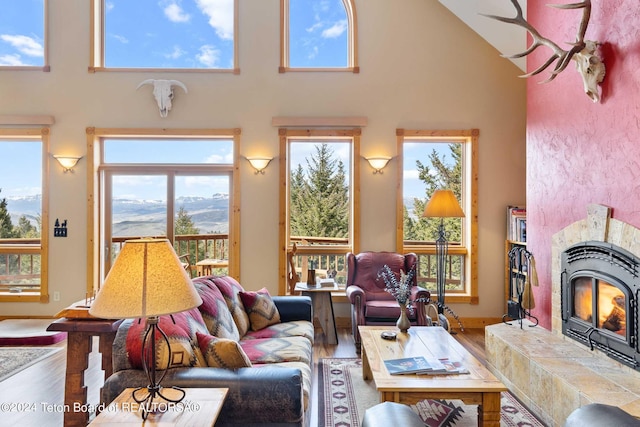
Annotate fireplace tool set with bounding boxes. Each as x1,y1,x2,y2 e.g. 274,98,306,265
503,245,539,329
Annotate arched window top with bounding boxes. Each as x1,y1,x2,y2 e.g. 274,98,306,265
280,0,358,73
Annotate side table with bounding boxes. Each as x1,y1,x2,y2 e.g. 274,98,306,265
294,282,339,344
88,387,228,426
47,317,123,427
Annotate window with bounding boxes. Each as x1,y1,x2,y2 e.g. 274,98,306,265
280,0,358,72
90,0,238,72
0,0,49,70
87,128,240,292
279,128,360,294
0,128,49,302
396,129,478,304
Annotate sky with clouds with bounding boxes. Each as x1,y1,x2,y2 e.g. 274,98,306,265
0,1,447,201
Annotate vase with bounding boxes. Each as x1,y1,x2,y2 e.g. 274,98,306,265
396,304,411,333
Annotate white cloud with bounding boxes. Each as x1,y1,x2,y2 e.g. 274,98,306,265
306,22,323,33
204,152,233,164
165,45,186,59
164,2,190,23
105,1,114,12
0,35,43,57
322,20,347,38
111,34,129,44
307,46,318,60
197,44,220,67
195,0,234,40
0,53,24,66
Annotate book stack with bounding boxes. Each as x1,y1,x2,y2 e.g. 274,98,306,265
507,205,526,242
384,356,468,375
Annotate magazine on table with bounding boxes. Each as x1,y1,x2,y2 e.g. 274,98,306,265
421,357,470,375
383,356,446,375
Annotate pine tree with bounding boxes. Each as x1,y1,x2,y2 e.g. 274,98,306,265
289,144,349,239
0,188,16,238
15,215,38,238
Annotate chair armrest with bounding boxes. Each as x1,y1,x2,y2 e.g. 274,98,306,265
411,287,430,302
273,295,312,322
346,285,366,304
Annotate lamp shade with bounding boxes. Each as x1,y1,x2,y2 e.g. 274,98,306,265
89,238,202,319
423,189,465,218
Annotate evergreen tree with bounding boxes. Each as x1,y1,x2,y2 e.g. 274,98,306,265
403,144,463,290
15,215,38,238
175,206,204,261
0,188,15,238
289,144,349,239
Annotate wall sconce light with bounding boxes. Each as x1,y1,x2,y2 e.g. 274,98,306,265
53,155,83,173
246,157,272,174
365,156,391,174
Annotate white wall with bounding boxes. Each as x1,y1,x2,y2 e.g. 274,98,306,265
0,0,526,320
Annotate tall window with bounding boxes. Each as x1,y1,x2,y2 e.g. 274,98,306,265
280,0,358,72
0,128,49,302
87,128,240,292
90,0,238,72
0,0,48,70
279,128,360,293
396,129,478,304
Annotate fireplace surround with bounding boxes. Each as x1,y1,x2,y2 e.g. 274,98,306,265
486,204,640,426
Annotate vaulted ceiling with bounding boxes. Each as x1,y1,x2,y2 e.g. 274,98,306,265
438,0,527,72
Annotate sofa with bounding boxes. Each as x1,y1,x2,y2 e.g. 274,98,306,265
101,275,315,427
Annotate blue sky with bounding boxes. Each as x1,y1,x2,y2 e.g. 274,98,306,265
0,1,440,201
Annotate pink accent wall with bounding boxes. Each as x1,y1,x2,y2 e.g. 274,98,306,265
527,1,640,329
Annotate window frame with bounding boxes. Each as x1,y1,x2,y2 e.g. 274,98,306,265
0,127,50,302
89,0,239,74
395,129,478,305
279,0,359,73
0,0,50,71
86,127,241,295
278,127,360,295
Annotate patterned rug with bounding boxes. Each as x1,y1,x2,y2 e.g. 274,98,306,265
0,347,62,382
318,358,547,427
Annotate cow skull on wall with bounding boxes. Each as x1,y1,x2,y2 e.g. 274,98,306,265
482,0,605,103
136,79,188,117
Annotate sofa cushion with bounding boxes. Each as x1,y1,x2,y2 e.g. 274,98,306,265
239,287,281,331
243,320,315,342
239,336,312,365
212,276,251,337
125,307,207,370
196,332,252,369
192,277,240,341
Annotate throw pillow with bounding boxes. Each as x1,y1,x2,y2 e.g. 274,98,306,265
239,287,281,331
196,332,252,368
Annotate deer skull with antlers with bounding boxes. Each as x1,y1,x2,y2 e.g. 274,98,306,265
482,0,605,103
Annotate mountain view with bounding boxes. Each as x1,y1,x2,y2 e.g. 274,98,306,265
6,194,230,237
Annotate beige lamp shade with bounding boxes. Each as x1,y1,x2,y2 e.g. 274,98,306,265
89,238,202,319
423,189,465,218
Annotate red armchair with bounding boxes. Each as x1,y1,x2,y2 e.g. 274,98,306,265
345,251,430,350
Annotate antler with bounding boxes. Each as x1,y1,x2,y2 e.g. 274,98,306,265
481,0,592,83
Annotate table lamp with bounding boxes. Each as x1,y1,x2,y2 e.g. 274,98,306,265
423,189,465,315
89,238,202,419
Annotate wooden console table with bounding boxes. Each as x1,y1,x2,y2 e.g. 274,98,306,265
47,316,123,427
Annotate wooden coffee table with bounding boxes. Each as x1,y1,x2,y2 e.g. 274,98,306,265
358,325,507,427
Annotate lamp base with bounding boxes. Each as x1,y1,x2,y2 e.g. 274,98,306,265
132,385,186,419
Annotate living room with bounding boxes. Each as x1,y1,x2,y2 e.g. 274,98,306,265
1,0,637,426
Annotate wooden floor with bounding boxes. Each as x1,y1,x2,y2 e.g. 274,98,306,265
0,327,486,427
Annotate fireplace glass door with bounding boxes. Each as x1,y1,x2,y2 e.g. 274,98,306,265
573,276,627,338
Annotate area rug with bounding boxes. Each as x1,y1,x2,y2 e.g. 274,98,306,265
0,347,62,382
319,358,546,427
0,319,66,346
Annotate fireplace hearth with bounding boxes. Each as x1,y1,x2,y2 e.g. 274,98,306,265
561,241,639,370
